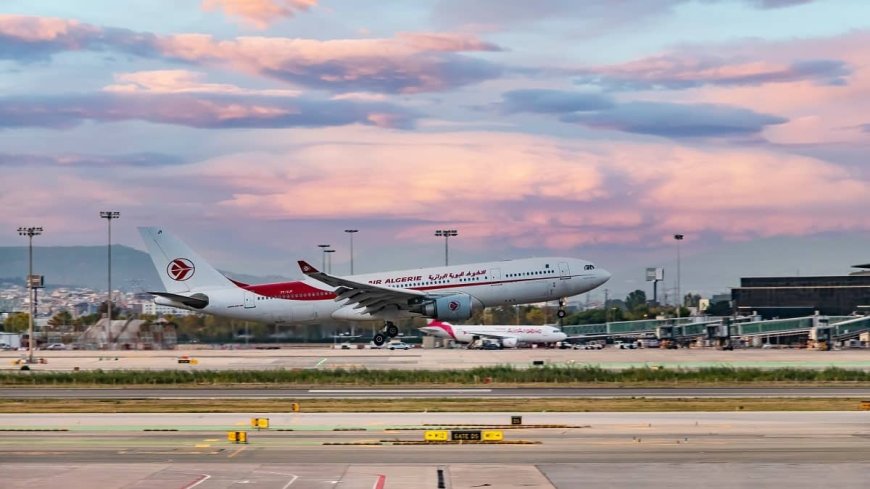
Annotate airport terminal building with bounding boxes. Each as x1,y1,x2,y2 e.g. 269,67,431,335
732,265,870,319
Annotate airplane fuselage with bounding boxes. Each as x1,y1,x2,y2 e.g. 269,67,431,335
158,257,609,324
420,323,568,345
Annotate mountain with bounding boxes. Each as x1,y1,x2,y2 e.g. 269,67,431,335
0,245,293,291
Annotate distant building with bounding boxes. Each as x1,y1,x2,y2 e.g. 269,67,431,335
732,265,870,319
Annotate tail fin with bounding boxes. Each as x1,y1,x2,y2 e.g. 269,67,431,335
138,227,235,293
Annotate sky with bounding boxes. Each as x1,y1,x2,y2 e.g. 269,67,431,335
1,0,869,300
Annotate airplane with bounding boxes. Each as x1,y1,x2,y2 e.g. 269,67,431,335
138,227,610,346
420,320,567,348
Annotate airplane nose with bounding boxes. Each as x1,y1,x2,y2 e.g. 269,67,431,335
598,269,612,285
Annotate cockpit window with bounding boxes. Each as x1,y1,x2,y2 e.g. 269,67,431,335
584,264,595,270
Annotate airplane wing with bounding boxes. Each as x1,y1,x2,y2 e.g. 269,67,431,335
470,332,519,340
298,260,426,316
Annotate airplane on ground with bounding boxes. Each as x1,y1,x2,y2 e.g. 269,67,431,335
419,320,568,348
138,227,610,346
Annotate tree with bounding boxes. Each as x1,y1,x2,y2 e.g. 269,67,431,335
3,313,29,333
625,290,647,311
48,310,73,329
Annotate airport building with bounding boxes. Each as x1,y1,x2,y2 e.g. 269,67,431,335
732,264,870,319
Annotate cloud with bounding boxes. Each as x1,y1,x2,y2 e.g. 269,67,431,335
0,92,417,130
574,55,851,90
0,14,157,61
157,128,870,247
560,101,787,138
0,152,184,167
432,0,820,29
154,32,503,93
103,70,301,96
496,89,786,139
500,89,614,113
1,127,867,256
0,14,503,93
202,0,317,28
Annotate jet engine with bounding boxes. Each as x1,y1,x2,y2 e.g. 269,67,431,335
500,337,518,348
417,294,482,321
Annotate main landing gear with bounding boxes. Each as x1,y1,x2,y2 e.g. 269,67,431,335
557,298,567,318
372,322,399,347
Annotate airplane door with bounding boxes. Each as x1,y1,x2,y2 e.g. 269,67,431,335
244,291,256,309
489,268,502,285
558,262,570,280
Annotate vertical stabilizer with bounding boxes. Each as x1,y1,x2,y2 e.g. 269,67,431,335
138,227,235,293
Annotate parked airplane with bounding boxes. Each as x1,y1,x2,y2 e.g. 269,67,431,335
138,227,610,345
420,320,567,348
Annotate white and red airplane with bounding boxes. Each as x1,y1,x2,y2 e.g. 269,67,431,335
420,320,567,348
139,227,610,345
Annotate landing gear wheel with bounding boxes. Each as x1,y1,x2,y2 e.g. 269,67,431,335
373,333,387,347
557,309,567,318
386,323,399,338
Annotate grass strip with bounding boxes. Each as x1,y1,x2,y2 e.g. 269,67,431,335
2,366,870,386
0,397,864,413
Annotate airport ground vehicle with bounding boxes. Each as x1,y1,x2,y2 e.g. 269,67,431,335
614,341,637,350
387,341,412,350
45,343,67,350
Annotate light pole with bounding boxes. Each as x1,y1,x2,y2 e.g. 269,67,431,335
674,234,684,319
17,226,42,363
317,244,331,271
344,229,358,275
324,249,335,274
100,211,120,347
434,229,458,266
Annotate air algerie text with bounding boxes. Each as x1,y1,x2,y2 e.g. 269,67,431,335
369,275,422,285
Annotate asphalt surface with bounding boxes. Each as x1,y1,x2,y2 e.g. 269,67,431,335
1,386,869,399
0,412,867,488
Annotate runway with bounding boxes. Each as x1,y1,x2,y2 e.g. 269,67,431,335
0,412,867,488
1,386,869,399
3,347,870,372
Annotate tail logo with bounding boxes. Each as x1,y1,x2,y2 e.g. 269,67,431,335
167,258,195,281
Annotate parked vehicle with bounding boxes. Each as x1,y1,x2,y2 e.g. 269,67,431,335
45,343,67,350
387,341,411,350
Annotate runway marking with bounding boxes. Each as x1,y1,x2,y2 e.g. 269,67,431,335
372,474,386,489
309,389,492,393
260,471,299,488
180,474,210,489
194,444,211,448
315,358,327,368
227,446,246,458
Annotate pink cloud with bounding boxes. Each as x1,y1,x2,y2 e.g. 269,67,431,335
3,128,868,251
103,70,301,96
0,14,93,42
154,32,502,93
202,0,317,28
144,127,868,249
0,14,502,93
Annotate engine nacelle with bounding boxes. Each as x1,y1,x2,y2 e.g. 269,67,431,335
500,337,518,348
418,294,482,321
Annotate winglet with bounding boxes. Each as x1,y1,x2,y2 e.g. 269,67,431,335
298,260,320,275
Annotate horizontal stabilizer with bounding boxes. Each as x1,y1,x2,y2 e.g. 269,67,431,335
149,291,209,309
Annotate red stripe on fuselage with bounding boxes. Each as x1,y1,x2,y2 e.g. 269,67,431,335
235,274,590,302
241,281,337,301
